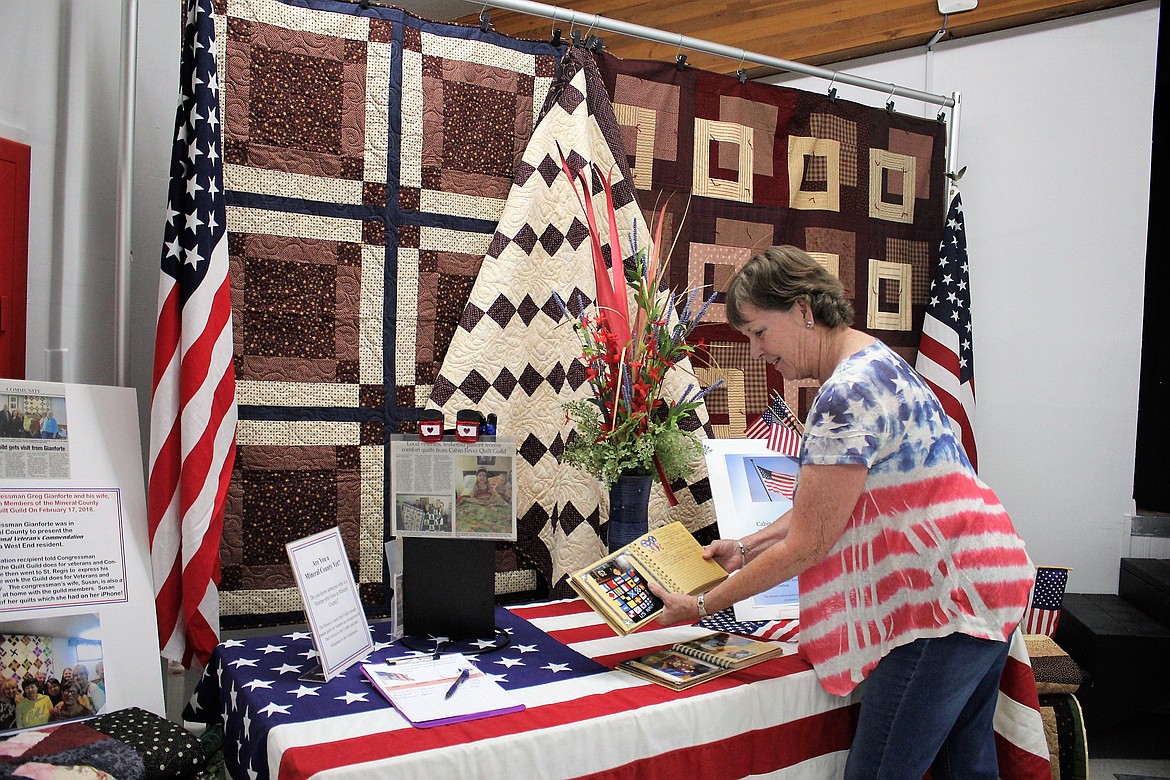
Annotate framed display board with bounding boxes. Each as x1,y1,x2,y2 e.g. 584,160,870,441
0,380,163,733
703,438,800,621
390,437,516,541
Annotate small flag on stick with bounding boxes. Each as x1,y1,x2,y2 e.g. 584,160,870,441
1022,567,1070,636
745,393,802,456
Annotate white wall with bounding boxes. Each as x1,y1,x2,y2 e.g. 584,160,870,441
0,1,1159,594
0,0,177,393
129,0,185,432
0,1,124,382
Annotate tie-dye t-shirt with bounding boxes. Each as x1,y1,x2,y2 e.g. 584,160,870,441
797,340,1033,696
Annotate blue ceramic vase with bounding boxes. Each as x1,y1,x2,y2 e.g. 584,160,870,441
607,472,653,552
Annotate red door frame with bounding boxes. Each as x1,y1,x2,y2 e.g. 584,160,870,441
0,136,30,380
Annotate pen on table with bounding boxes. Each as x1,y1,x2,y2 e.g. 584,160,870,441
444,667,471,699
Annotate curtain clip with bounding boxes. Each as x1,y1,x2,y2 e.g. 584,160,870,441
549,6,563,46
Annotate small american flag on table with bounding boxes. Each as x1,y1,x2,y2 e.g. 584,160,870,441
699,606,801,643
744,394,803,456
1023,566,1070,636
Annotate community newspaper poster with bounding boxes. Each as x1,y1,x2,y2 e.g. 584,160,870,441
0,380,163,732
390,437,517,541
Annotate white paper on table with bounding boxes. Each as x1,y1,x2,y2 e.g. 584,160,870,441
361,653,524,727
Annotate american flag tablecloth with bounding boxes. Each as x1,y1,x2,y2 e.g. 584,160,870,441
186,599,1049,779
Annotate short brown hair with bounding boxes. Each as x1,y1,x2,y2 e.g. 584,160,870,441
725,246,853,329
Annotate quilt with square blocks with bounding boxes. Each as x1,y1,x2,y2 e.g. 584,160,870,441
213,0,560,624
594,54,948,429
210,0,947,624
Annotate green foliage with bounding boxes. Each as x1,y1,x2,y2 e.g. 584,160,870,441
560,398,706,488
554,159,719,491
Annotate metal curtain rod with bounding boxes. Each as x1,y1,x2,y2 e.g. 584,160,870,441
115,0,139,387
467,0,956,108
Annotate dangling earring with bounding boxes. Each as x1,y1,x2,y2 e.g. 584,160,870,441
805,321,813,330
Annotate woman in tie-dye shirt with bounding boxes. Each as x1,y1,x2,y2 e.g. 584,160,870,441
652,246,1034,779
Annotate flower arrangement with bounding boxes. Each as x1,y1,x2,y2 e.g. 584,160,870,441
553,151,720,503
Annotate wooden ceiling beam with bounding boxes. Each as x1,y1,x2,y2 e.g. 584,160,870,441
458,0,1145,76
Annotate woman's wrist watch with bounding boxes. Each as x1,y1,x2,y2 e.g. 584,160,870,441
696,592,709,619
737,539,750,568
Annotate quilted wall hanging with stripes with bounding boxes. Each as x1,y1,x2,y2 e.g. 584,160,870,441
211,0,947,626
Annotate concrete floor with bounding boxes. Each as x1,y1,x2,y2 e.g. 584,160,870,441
1086,706,1170,779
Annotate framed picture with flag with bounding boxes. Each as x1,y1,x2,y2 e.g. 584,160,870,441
703,438,800,621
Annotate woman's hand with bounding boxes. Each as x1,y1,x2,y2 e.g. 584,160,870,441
704,538,744,573
648,582,700,626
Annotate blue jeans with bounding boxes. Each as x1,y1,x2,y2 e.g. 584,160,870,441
844,632,1010,780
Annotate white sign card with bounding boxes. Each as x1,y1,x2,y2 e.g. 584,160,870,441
383,538,403,642
0,380,164,731
390,437,517,541
703,438,800,621
285,527,373,681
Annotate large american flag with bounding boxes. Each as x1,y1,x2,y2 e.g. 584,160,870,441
147,0,237,669
744,394,802,456
183,599,1050,779
916,191,978,471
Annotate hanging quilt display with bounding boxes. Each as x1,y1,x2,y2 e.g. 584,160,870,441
593,55,948,431
210,0,947,625
213,0,561,626
430,46,714,599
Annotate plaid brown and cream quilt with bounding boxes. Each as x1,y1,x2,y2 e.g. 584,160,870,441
210,0,948,625
213,0,560,625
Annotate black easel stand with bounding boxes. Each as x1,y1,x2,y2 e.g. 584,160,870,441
402,536,497,639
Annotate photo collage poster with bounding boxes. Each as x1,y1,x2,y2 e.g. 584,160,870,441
0,380,163,734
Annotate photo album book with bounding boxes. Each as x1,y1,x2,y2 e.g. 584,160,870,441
616,632,785,690
567,521,728,635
